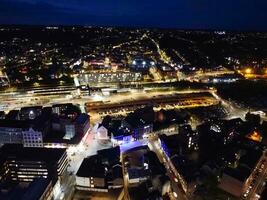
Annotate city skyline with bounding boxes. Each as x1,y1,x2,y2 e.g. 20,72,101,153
0,1,267,199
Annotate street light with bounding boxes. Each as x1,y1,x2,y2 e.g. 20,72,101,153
245,68,252,74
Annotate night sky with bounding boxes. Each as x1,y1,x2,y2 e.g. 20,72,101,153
0,0,267,30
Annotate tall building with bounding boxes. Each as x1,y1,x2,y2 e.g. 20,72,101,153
0,144,68,183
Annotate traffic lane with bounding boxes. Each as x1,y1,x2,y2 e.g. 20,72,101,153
249,165,267,200
243,155,267,200
148,138,188,200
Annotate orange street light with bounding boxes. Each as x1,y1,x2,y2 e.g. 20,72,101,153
245,68,252,74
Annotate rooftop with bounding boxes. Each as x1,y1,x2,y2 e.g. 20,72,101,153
75,113,89,124
224,166,251,182
97,146,120,165
21,178,51,200
76,155,106,178
0,144,66,164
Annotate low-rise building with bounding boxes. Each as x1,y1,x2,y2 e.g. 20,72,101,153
78,71,142,84
76,155,107,191
51,106,89,140
123,106,154,139
75,146,123,192
0,106,52,147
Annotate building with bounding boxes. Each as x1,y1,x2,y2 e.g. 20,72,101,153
5,110,20,120
22,128,43,147
157,65,177,80
20,106,43,120
0,120,46,147
0,111,5,119
107,164,124,189
64,123,76,140
158,134,181,158
130,58,155,72
21,178,53,200
76,146,123,192
0,120,25,145
218,166,250,197
75,113,90,136
178,124,199,151
128,168,150,184
52,103,80,118
111,127,133,146
99,117,133,146
0,106,52,147
51,104,89,140
158,134,198,193
76,155,107,191
96,125,109,140
108,119,133,146
0,178,53,200
78,71,142,85
52,113,90,140
218,149,263,198
97,107,154,145
0,144,68,183
123,106,154,139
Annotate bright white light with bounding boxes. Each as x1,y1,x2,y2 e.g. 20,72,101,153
132,60,137,65
173,192,178,198
92,94,104,101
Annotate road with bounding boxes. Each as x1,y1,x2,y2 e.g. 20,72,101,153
121,153,130,200
148,136,189,200
242,151,267,200
210,90,247,120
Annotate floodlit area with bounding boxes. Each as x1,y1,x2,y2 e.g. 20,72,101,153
67,128,112,174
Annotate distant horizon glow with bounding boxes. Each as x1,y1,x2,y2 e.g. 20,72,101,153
0,0,267,31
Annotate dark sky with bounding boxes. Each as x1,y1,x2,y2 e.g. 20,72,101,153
0,0,267,30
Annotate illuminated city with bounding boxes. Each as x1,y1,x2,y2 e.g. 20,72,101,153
0,1,267,200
